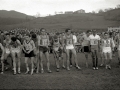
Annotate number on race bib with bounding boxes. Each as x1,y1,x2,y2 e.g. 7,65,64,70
67,39,72,45
94,40,98,44
41,39,47,46
25,45,30,50
91,39,98,45
106,40,110,47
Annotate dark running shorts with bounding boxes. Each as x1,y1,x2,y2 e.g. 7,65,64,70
0,50,2,57
83,46,90,52
39,46,49,53
25,51,35,57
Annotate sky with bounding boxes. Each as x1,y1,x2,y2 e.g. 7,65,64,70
0,0,120,16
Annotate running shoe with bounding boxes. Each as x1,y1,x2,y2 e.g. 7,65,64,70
48,70,52,73
67,67,70,71
93,67,96,70
96,67,99,70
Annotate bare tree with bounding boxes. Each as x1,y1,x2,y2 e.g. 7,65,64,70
117,4,120,8
92,11,96,14
104,8,113,12
35,12,40,18
98,9,104,13
55,11,57,15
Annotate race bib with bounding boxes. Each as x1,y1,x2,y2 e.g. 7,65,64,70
54,43,59,47
91,39,98,45
66,39,72,45
105,40,110,47
25,45,30,50
41,39,47,46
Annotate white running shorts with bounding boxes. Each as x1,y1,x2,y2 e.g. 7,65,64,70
11,48,20,53
66,45,74,49
102,47,112,53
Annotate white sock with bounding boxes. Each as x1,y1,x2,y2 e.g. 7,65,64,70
27,67,29,71
31,69,34,72
14,68,16,73
18,68,20,72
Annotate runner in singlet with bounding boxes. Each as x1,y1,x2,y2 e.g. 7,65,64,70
69,32,78,67
23,34,36,75
3,33,11,70
10,37,22,75
101,32,114,69
37,28,52,73
81,30,90,68
109,32,115,57
61,32,66,68
89,30,100,70
31,32,39,73
52,33,63,72
63,29,81,71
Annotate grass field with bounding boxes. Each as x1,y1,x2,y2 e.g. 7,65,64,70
0,52,120,89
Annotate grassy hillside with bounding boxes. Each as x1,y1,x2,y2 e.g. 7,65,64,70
0,17,31,25
103,8,120,21
0,10,34,19
23,13,119,32
0,10,35,29
0,9,120,32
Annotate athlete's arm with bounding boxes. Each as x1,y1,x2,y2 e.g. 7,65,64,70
37,35,40,46
110,39,114,51
30,40,36,51
17,39,22,51
61,36,65,48
17,39,22,46
116,36,119,48
100,39,103,47
36,35,39,50
47,35,49,47
3,40,6,48
22,40,27,53
98,40,100,51
72,35,75,47
98,36,101,51
88,37,91,52
0,43,4,60
17,39,21,46
114,35,117,44
58,37,61,45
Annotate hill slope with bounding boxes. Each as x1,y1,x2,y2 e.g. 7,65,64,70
0,10,34,19
103,8,120,21
0,10,35,26
1,9,120,31
26,13,120,31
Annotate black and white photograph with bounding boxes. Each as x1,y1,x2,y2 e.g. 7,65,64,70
0,0,120,89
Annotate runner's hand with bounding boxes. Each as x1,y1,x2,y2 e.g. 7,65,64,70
1,56,4,60
112,48,114,52
26,50,31,54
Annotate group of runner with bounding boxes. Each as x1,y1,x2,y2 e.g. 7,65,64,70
0,28,120,75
